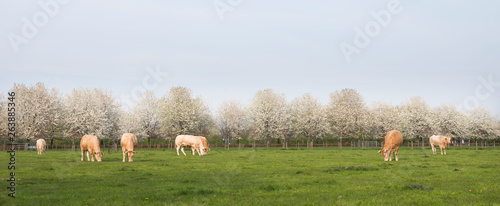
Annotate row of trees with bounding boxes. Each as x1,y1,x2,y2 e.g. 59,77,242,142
1,83,499,150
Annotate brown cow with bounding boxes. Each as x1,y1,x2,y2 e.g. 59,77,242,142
378,130,403,161
36,139,46,155
429,135,452,155
80,135,104,162
120,133,138,162
175,135,207,156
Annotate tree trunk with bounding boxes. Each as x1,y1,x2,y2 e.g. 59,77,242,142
494,140,496,150
311,139,314,150
148,138,151,150
422,136,425,149
411,141,413,150
252,139,256,151
339,137,342,150
475,140,478,150
72,139,76,152
306,136,310,149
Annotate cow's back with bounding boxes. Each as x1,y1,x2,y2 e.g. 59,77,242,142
36,139,46,147
384,130,403,148
121,133,137,148
81,135,99,150
175,135,199,146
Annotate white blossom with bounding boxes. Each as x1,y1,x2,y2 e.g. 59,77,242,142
290,93,328,149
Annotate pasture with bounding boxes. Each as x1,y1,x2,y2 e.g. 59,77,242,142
1,147,499,205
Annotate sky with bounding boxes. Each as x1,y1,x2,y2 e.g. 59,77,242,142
1,0,499,115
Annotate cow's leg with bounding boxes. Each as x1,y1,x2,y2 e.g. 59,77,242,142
81,150,84,161
431,143,436,154
443,146,446,155
175,145,180,156
122,148,126,162
89,150,95,162
181,146,187,156
389,150,393,161
395,147,399,161
439,145,444,155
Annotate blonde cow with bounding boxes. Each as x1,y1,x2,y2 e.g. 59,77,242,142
378,130,403,161
80,135,104,162
175,135,207,156
36,139,47,155
120,133,138,162
429,135,452,155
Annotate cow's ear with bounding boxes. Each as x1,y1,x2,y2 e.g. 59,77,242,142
133,151,138,154
123,150,128,154
377,150,381,153
99,152,104,156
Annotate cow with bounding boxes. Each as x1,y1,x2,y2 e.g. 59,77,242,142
175,135,207,156
80,135,104,162
36,139,46,155
378,130,403,161
429,135,452,155
120,133,138,162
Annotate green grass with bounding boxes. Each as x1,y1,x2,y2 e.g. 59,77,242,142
1,147,499,205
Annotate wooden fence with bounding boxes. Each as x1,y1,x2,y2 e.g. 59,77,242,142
0,141,497,151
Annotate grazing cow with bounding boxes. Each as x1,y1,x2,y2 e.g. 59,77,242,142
378,130,403,161
120,133,138,162
197,136,210,155
175,135,207,156
429,135,452,155
80,135,104,162
36,139,46,155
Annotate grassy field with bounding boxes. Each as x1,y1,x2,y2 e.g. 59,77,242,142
1,147,499,205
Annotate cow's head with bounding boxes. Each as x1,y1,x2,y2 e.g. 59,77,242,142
201,147,210,155
124,150,138,162
378,149,390,161
95,151,104,162
445,136,452,144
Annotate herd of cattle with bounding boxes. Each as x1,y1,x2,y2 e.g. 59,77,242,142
34,131,452,162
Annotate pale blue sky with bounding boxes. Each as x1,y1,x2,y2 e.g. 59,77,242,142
1,0,499,114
